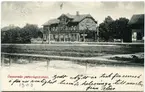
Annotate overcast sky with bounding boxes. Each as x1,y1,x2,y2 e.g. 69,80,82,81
1,1,144,28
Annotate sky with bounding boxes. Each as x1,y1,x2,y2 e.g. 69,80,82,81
1,1,144,28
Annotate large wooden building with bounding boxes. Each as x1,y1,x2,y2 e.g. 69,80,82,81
42,12,98,42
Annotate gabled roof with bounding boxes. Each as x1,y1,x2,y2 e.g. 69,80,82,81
58,14,95,23
128,14,144,25
43,13,97,26
72,14,92,22
60,13,75,19
42,19,60,26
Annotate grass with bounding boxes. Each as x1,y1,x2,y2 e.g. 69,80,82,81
1,43,144,66
1,44,144,57
110,55,144,64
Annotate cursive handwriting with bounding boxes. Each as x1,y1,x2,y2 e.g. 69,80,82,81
8,73,143,91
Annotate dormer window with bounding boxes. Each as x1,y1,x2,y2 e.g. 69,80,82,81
71,26,74,30
53,27,55,31
74,26,76,30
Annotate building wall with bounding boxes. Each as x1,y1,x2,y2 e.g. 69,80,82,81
43,17,97,42
50,33,80,42
78,18,97,31
132,29,144,41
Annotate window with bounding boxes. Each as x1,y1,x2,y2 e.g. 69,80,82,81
55,34,58,38
65,27,68,30
70,26,72,30
55,27,57,31
70,26,73,30
74,26,76,30
53,27,55,31
62,18,65,22
69,27,71,30
132,32,137,41
50,27,52,31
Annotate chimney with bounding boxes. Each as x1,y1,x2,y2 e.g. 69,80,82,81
76,11,79,16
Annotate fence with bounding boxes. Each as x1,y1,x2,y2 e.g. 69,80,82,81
1,52,91,71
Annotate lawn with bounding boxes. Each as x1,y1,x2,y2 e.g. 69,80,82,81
1,43,144,57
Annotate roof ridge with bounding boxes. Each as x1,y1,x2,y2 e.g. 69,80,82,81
43,13,96,26
65,13,90,16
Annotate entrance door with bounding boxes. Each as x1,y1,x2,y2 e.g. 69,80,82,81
132,32,137,41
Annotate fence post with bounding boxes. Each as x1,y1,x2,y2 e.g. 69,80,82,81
47,59,50,70
14,56,18,63
85,61,88,72
1,54,4,66
29,57,32,63
9,56,12,66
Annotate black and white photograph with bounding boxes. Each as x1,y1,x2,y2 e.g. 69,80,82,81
1,1,144,91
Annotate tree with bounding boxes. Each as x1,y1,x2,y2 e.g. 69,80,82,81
99,16,131,42
1,26,21,43
118,18,131,42
99,16,114,41
20,23,43,43
108,17,131,41
1,24,43,43
22,24,40,38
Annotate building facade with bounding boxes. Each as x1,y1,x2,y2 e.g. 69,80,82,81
128,14,144,42
42,12,98,43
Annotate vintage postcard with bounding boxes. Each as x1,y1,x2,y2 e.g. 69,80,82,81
0,0,144,91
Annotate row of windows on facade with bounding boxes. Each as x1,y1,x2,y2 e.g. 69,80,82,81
50,26,77,31
43,33,79,41
43,33,79,39
52,33,79,38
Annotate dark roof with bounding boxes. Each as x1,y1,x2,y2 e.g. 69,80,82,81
43,13,97,26
72,14,92,22
128,14,144,25
42,19,60,26
61,13,75,19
